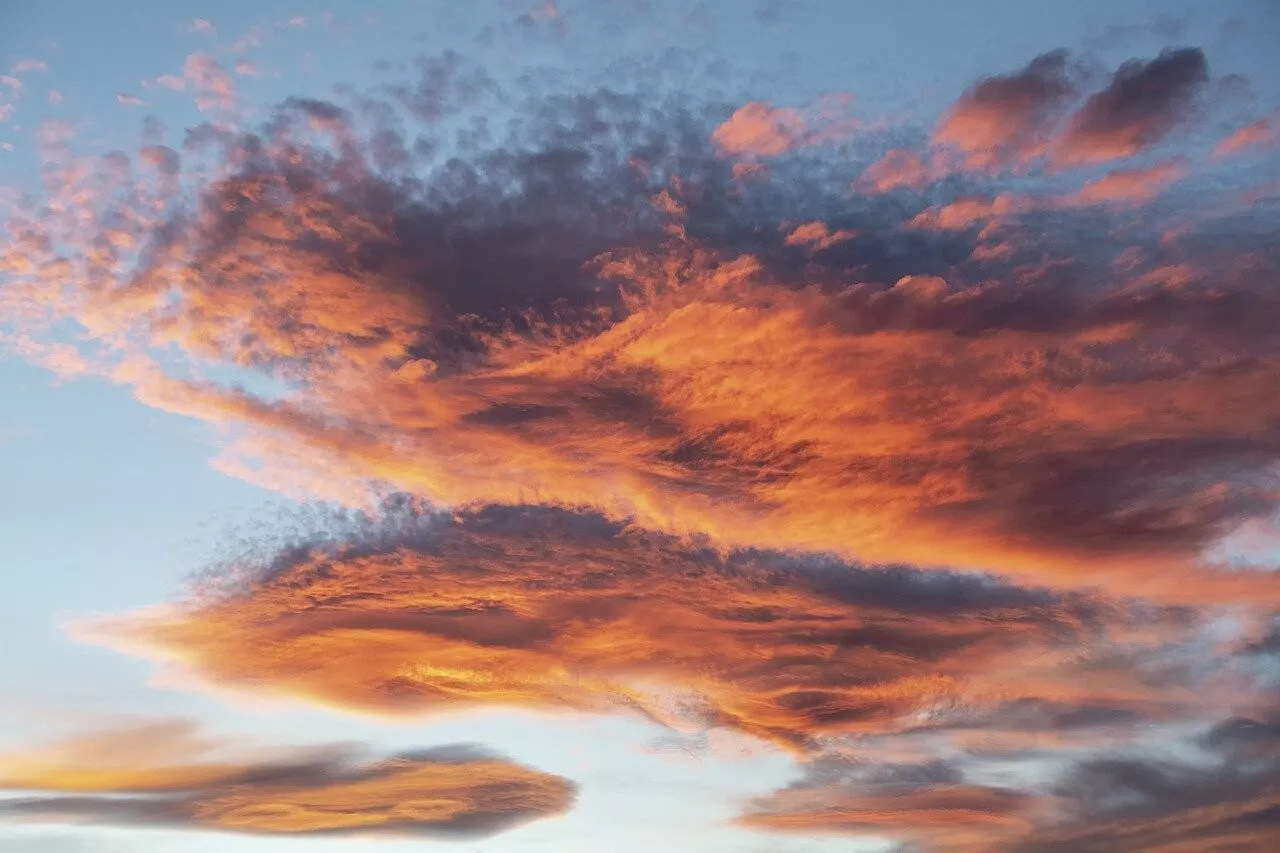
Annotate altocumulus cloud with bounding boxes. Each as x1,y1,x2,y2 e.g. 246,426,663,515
3,44,1279,599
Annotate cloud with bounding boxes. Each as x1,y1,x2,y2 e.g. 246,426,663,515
1213,115,1280,159
76,501,1203,753
1063,157,1190,206
10,58,48,74
182,52,235,112
905,193,1032,230
1053,48,1209,167
741,710,1280,850
712,95,859,159
0,720,575,838
5,48,1280,603
1007,718,1280,852
144,74,186,91
116,93,144,107
741,759,1033,845
934,50,1081,170
187,19,217,37
4,33,1280,852
783,221,856,250
856,147,934,192
713,102,808,157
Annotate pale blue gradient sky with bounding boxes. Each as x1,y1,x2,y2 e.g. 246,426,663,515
2,1,1278,851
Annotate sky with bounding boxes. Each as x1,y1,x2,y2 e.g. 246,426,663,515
1,1,1280,851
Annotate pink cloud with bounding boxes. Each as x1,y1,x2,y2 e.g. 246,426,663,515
783,221,857,250
1213,116,1280,159
11,59,48,74
182,53,235,112
906,194,1031,231
712,102,807,158
856,148,934,193
712,95,859,159
934,50,1079,170
144,74,186,92
1065,157,1189,206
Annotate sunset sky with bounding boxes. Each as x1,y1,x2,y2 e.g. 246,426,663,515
2,1,1280,851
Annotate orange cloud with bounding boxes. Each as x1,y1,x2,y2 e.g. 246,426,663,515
0,720,575,837
712,102,807,157
76,504,1203,753
6,45,1280,851
742,772,1033,847
7,58,1280,608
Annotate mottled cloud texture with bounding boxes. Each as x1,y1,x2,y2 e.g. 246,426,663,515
0,720,575,837
2,26,1280,852
79,502,1197,753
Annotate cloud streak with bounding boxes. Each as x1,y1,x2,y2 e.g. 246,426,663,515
0,720,575,838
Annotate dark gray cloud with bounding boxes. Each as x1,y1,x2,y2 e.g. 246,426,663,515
744,713,1280,851
1054,47,1210,165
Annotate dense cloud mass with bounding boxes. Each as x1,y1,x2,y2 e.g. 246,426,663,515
0,721,575,837
5,47,1280,598
3,23,1280,852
